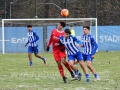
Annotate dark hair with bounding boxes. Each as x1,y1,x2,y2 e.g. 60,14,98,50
70,25,73,27
27,25,32,28
83,26,90,30
64,28,71,34
60,22,66,27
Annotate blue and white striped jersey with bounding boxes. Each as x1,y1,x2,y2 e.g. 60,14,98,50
60,35,82,55
81,34,98,55
26,30,39,47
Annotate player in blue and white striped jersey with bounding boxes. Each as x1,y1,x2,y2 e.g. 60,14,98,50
57,28,90,82
81,26,100,81
25,25,47,67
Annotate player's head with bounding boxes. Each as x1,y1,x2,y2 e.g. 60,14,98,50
27,25,32,31
83,26,90,35
69,25,73,30
57,21,66,30
64,28,71,38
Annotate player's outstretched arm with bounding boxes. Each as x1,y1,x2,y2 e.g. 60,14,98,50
72,36,82,46
25,40,29,47
91,41,98,55
46,30,53,51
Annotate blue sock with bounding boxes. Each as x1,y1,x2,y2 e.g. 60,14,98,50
75,70,80,75
85,74,90,79
94,74,98,78
29,61,33,66
41,57,45,61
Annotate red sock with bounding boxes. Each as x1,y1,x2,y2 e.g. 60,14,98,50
58,65,65,77
64,62,72,72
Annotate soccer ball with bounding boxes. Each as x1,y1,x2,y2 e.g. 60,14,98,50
61,9,69,17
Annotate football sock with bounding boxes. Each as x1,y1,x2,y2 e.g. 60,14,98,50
70,71,74,75
85,74,90,79
58,65,65,77
94,73,98,78
75,69,80,75
41,57,45,61
63,76,67,83
29,61,33,66
64,62,72,72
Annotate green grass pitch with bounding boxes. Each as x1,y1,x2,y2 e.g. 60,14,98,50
0,52,120,90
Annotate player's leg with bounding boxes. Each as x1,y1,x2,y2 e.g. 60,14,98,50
34,47,47,65
56,60,67,83
28,46,33,67
74,59,78,77
53,50,67,83
77,52,90,83
28,53,33,67
78,60,90,82
60,51,74,78
86,55,100,81
35,53,47,65
68,59,80,80
74,59,78,65
67,55,82,80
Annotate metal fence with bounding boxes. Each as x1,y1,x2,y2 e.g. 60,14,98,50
0,0,120,25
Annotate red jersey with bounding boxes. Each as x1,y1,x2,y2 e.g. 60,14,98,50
47,29,65,51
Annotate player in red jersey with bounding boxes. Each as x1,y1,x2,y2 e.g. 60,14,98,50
46,22,74,83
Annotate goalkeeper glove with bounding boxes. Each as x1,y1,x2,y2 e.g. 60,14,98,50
46,46,50,52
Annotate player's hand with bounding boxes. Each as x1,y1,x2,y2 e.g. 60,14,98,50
80,44,83,47
24,44,27,47
91,55,94,59
76,44,79,47
46,46,50,52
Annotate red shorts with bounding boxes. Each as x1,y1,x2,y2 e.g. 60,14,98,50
53,50,66,61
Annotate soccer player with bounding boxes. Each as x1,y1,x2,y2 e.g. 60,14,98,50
46,22,74,83
57,28,90,83
25,25,47,67
81,26,100,81
70,25,75,36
